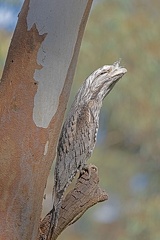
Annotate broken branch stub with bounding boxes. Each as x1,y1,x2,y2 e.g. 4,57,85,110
38,165,108,240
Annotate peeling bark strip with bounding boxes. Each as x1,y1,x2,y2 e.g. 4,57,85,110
38,165,108,240
0,0,93,239
27,0,91,128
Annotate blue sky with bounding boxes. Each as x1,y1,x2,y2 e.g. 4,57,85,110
0,0,100,32
0,2,22,31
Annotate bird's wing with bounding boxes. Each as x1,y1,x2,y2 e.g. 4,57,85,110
54,104,97,194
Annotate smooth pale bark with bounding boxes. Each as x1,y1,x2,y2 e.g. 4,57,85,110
0,0,93,239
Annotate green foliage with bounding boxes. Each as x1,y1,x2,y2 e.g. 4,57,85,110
0,31,11,77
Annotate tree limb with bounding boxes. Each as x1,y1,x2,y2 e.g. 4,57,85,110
38,165,108,240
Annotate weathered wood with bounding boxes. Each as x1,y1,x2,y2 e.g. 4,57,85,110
38,165,108,240
0,0,93,239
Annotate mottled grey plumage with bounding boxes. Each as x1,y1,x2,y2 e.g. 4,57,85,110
48,60,127,238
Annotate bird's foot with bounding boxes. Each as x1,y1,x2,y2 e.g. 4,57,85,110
79,164,98,179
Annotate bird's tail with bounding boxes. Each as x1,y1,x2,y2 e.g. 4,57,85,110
47,191,63,239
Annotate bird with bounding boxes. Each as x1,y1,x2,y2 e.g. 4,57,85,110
48,60,127,238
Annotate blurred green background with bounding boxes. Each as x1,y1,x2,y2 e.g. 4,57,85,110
0,0,160,239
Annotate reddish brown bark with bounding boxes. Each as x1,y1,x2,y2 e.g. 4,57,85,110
0,0,93,239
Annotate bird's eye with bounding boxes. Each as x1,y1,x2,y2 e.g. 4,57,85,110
102,68,111,74
107,68,112,73
98,67,112,77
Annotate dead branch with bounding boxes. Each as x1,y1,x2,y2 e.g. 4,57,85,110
38,164,108,240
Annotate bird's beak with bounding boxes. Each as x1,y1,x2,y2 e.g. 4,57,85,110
109,60,127,78
102,60,127,99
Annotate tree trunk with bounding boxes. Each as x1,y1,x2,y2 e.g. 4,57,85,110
0,0,93,239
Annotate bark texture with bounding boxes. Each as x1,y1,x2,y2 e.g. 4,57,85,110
0,0,93,239
38,165,108,240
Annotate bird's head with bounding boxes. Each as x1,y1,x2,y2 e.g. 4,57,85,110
77,60,127,104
